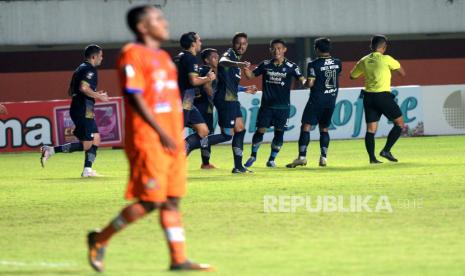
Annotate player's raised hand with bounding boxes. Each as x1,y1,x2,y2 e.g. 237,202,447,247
207,70,216,81
97,91,109,102
245,85,258,94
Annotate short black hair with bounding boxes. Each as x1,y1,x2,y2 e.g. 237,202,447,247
270,39,287,48
200,48,218,63
84,44,102,58
126,5,152,36
371,35,388,51
314,37,331,53
232,32,248,45
180,32,198,50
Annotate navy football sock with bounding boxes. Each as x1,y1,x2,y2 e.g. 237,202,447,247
269,130,284,162
319,131,330,158
54,142,83,153
185,133,201,156
298,129,310,158
232,130,245,169
251,132,264,158
201,145,211,165
84,145,98,168
383,125,402,152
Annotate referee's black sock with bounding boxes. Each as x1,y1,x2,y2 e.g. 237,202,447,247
251,132,264,158
232,130,245,169
319,131,330,158
298,129,310,158
54,142,83,153
365,132,376,160
84,145,98,168
383,125,402,152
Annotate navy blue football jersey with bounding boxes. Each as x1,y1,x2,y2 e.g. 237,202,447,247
195,65,215,104
253,58,303,109
307,56,342,107
174,50,200,93
69,61,98,119
216,48,242,102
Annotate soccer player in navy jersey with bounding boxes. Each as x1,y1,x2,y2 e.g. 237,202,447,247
243,39,305,168
287,37,342,168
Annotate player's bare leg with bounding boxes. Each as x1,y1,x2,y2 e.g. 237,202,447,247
380,116,404,162
287,124,311,168
87,201,159,272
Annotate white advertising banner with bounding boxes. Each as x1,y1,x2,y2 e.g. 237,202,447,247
191,85,424,143
422,85,465,135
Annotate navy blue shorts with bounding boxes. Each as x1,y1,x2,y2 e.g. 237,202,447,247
301,101,334,128
70,114,98,141
183,106,205,127
362,91,402,123
256,106,289,130
214,100,242,129
195,103,214,133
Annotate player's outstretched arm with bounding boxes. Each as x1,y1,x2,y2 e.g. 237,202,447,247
243,67,255,79
393,66,406,77
189,70,216,87
125,93,177,153
219,56,250,69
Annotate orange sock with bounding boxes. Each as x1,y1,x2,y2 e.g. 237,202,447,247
96,202,148,245
160,209,187,265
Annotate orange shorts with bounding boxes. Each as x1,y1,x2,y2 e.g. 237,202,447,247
124,146,187,203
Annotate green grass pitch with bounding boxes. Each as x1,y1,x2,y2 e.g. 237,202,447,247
1,136,465,275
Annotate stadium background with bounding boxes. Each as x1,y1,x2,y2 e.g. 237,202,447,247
1,0,465,151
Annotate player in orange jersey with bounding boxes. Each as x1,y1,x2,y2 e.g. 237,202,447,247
86,5,212,273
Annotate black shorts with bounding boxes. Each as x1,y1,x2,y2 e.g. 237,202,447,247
195,102,214,133
214,100,242,129
301,101,334,128
70,114,98,141
183,106,205,127
256,106,289,130
362,91,402,123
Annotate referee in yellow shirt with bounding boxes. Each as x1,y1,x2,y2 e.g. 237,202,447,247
350,35,406,164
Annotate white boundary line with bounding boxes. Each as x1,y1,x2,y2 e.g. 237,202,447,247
0,260,76,268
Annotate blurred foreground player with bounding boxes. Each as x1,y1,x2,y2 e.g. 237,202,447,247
87,6,212,272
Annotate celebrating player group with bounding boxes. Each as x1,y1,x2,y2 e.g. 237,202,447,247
36,4,406,272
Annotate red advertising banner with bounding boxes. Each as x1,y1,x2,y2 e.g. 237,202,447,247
0,97,124,153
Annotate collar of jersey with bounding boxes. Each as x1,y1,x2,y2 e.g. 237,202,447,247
272,58,287,66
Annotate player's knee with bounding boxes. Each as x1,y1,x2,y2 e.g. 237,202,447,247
257,128,266,134
394,116,404,127
196,124,210,137
301,124,311,132
83,141,93,151
139,201,160,213
162,197,180,210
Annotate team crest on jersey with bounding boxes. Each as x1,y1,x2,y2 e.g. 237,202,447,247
145,178,159,190
86,72,94,79
194,64,199,72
